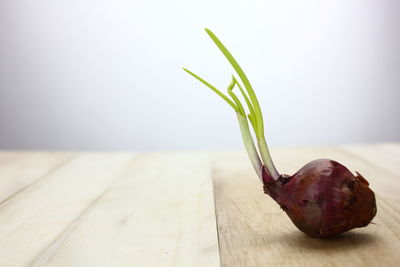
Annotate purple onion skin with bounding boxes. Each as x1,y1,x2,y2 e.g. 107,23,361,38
263,159,377,238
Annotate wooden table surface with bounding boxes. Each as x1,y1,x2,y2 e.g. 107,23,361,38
0,144,399,266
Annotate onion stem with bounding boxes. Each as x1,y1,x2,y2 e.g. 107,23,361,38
183,28,280,181
236,112,263,180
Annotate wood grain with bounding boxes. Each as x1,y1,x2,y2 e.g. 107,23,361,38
341,143,400,177
0,152,73,204
0,153,134,266
0,145,399,266
31,152,220,267
212,145,400,267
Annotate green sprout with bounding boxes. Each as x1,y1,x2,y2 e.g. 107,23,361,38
183,28,279,181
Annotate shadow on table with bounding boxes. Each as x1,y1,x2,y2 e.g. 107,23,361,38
273,231,378,250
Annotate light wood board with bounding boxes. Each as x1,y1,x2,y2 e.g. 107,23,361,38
212,144,400,267
0,144,399,266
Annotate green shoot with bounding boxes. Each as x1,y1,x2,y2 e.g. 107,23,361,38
232,75,257,130
183,29,280,180
236,113,263,180
227,78,246,117
182,68,238,111
204,28,265,139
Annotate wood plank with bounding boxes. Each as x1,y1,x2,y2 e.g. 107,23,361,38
31,152,220,267
0,153,134,266
378,143,400,157
0,152,73,203
212,147,400,267
341,143,400,177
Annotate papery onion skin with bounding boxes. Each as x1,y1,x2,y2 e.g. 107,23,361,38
263,159,377,238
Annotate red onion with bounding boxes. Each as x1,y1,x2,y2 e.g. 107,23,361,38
184,28,376,238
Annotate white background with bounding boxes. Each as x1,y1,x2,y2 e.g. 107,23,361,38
1,0,399,151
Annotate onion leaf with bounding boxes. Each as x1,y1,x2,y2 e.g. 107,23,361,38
182,68,238,111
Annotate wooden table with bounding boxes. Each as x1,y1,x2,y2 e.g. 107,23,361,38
0,144,399,266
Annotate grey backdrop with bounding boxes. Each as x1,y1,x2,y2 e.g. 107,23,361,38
1,0,399,151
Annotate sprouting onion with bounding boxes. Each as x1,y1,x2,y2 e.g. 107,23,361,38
183,28,377,238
